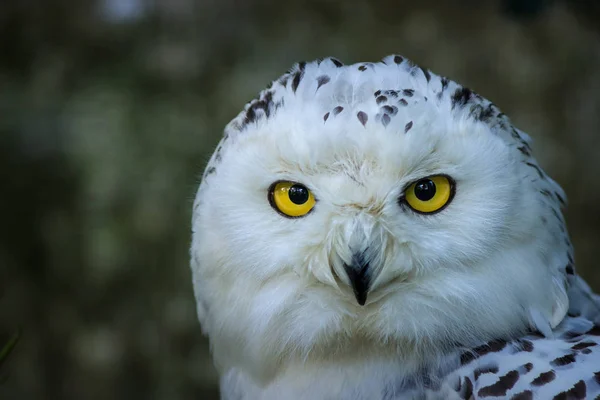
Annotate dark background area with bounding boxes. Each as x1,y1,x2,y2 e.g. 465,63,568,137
0,0,599,399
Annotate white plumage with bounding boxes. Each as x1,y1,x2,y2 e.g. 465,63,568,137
190,55,600,399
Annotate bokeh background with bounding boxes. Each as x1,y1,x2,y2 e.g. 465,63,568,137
1,0,599,399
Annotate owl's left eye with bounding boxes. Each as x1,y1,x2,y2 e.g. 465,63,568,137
402,175,455,214
269,181,316,218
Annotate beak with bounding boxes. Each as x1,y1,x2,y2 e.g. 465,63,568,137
343,250,372,306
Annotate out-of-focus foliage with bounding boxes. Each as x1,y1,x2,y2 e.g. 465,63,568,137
0,331,19,372
0,0,599,399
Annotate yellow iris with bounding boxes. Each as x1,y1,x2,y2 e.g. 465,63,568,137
405,175,453,214
269,181,316,218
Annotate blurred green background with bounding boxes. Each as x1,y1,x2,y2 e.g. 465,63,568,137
1,0,599,399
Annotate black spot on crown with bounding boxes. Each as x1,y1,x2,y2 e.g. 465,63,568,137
357,111,368,126
438,77,450,99
316,75,330,90
330,57,343,67
420,66,431,82
381,114,391,127
381,105,397,115
451,87,474,110
291,69,304,93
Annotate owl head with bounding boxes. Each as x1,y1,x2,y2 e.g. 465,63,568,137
190,55,573,382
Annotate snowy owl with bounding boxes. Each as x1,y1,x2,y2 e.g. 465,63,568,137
190,55,600,399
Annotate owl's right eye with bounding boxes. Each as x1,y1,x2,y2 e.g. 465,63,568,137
403,175,455,214
268,181,316,218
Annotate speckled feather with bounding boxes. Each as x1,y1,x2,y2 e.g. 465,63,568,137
191,55,600,399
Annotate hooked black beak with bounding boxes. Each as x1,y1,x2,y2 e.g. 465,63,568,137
343,250,372,306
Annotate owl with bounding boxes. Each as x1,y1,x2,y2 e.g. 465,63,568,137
190,55,600,399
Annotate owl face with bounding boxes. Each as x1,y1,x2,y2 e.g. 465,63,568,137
191,56,571,381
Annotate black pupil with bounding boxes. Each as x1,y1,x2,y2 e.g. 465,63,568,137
414,179,436,201
288,184,309,205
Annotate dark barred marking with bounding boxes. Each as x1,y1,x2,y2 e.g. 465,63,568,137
525,162,544,179
522,363,533,372
377,96,388,105
510,390,533,400
438,77,450,98
394,55,404,64
243,107,256,125
555,191,566,206
576,340,596,350
323,112,330,122
517,146,531,156
461,377,473,399
564,330,583,340
420,67,431,82
587,325,600,335
477,370,519,397
550,353,576,367
477,104,496,122
399,99,408,106
451,87,474,110
582,348,592,354
550,207,563,224
460,340,508,365
473,365,499,381
518,339,534,352
358,65,367,71
552,380,586,400
405,121,413,133
374,90,382,96
316,75,330,90
357,112,368,126
402,89,414,97
333,106,344,115
531,370,555,386
595,371,600,384
565,263,575,275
